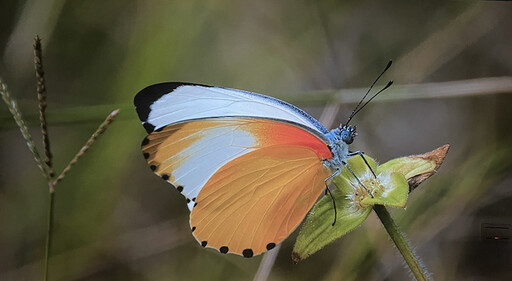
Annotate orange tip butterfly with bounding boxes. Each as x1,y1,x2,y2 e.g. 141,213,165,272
134,65,392,258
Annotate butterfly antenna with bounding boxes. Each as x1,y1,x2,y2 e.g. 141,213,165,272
350,80,393,118
346,60,392,125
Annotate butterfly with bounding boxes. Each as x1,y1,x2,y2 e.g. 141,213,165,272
134,70,392,257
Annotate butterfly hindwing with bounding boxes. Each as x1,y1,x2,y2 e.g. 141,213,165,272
190,144,332,257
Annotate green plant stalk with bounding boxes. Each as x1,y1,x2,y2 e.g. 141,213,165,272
44,190,55,281
373,205,430,281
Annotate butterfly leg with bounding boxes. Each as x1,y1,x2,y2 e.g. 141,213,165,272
342,161,374,198
324,169,340,226
324,168,340,194
348,151,376,178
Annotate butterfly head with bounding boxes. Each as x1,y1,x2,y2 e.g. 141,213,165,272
328,124,357,145
339,124,357,144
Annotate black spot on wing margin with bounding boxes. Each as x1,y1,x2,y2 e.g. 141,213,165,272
242,249,254,258
219,246,229,254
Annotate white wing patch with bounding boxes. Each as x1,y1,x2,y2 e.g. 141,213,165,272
171,129,256,211
145,84,328,135
143,119,258,211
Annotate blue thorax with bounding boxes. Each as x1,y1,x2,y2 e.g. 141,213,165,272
323,125,357,171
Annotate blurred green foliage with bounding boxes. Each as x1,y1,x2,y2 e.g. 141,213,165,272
1,1,511,280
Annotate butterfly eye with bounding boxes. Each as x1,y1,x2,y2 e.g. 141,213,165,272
340,126,356,144
341,130,353,144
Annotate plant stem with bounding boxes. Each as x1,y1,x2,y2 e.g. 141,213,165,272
33,36,56,281
373,205,431,281
43,189,55,281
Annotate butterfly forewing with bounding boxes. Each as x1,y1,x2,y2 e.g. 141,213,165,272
134,83,329,136
142,118,331,211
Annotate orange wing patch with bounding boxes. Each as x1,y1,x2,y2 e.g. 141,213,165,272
246,120,332,159
190,145,332,257
142,118,331,200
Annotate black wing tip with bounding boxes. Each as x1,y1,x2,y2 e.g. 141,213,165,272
134,82,187,123
134,82,213,125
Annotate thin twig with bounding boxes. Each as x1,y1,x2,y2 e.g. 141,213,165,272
319,104,341,129
0,78,51,181
253,244,282,281
313,1,344,89
34,35,54,177
4,219,189,280
252,100,341,281
391,4,507,83
305,77,512,105
53,109,120,186
1,77,509,129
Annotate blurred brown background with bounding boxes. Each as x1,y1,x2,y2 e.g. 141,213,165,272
1,1,511,280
